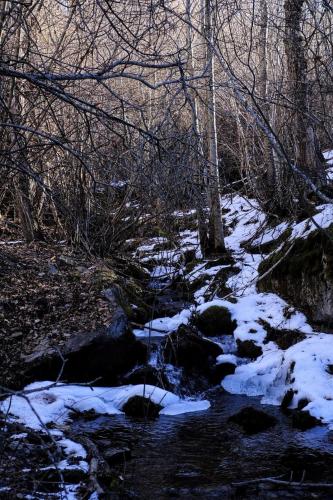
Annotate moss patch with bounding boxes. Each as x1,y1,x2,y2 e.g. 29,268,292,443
93,268,118,289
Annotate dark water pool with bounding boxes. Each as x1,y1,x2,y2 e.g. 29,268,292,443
72,389,333,499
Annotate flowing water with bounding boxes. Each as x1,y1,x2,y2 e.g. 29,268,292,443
72,389,333,499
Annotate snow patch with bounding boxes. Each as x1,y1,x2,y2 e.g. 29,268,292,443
135,308,193,337
2,382,210,430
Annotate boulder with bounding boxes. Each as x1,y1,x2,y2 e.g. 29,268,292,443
228,407,277,434
24,329,147,386
292,410,322,430
193,305,237,336
209,362,236,385
23,285,147,386
236,339,263,359
111,257,150,283
162,325,223,373
122,365,171,390
122,396,162,419
258,226,333,327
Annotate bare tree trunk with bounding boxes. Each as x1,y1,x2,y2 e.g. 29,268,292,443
14,174,35,242
284,0,325,186
204,0,225,254
186,0,209,256
11,8,36,242
258,0,276,198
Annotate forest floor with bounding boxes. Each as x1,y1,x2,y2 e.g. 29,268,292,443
0,239,117,388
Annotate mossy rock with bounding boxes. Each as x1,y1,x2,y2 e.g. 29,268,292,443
122,396,162,419
258,225,333,326
258,225,333,281
193,305,236,336
93,268,118,290
236,339,262,359
122,261,150,282
100,282,132,317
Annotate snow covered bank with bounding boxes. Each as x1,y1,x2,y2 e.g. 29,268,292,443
218,195,333,427
2,382,210,430
196,293,312,345
223,334,333,428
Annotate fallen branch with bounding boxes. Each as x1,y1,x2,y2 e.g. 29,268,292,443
73,436,110,496
232,477,333,489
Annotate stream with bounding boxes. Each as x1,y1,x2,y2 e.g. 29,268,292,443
72,390,333,498
70,266,333,499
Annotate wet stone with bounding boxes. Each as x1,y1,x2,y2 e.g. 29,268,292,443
104,447,132,465
122,396,162,419
292,410,322,430
209,362,236,385
228,406,277,434
236,339,263,359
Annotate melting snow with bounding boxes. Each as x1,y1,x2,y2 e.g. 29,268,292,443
2,382,210,431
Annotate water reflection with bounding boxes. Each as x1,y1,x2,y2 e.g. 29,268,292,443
72,389,333,498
